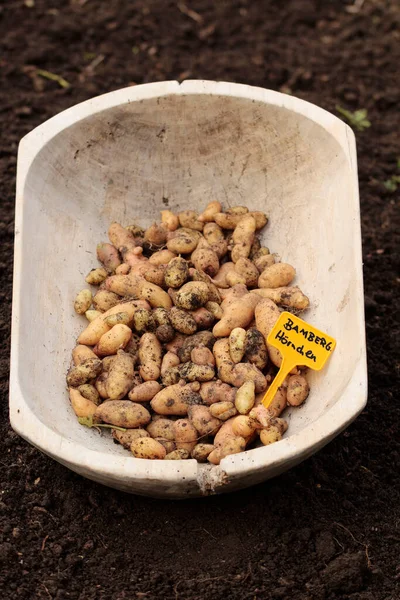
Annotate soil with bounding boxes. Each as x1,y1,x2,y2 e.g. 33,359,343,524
0,0,399,599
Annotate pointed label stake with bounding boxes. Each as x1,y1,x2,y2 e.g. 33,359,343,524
262,312,337,410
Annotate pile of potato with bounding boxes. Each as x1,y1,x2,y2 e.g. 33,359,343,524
67,202,310,464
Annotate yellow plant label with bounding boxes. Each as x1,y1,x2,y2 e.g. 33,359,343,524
262,312,336,410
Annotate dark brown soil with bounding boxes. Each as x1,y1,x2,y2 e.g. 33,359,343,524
1,1,399,598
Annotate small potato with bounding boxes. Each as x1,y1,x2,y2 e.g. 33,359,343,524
78,300,148,346
144,223,168,246
174,281,209,311
131,437,166,459
144,265,166,288
95,372,109,399
260,426,282,446
74,289,92,315
255,298,283,367
78,384,101,405
191,443,215,462
66,358,102,387
190,347,215,366
161,351,180,377
93,290,121,312
139,333,162,381
191,245,219,277
147,418,175,441
153,307,171,327
161,210,179,231
125,224,145,238
203,222,224,244
115,263,130,275
95,324,132,356
112,428,150,449
149,249,177,266
213,293,260,337
198,201,222,223
85,268,108,285
225,271,246,287
254,253,275,273
164,257,188,289
95,400,151,428
156,323,175,343
189,269,222,304
165,449,190,460
231,215,256,263
169,307,197,335
104,312,131,328
139,281,172,310
177,331,215,363
96,242,121,273
229,327,247,363
214,211,267,230
156,440,176,454
188,405,221,437
235,380,256,415
208,435,246,465
72,345,98,366
178,210,204,231
151,382,202,416
210,401,237,421
104,271,143,297
69,388,98,419
211,262,236,288
176,362,215,383
190,307,214,330
231,363,267,393
167,228,200,254
128,381,161,402
232,415,256,438
287,374,310,406
106,350,135,400
258,263,296,289
200,381,236,405
85,309,103,322
133,308,155,334
251,286,309,311
173,419,198,452
108,222,137,252
244,328,268,370
234,258,259,288
227,206,249,215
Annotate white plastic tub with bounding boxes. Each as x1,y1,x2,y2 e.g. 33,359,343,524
10,81,367,498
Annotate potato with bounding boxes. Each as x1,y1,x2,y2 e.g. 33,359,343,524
231,214,256,263
231,363,267,393
188,405,221,437
78,300,148,345
190,307,214,330
96,242,121,273
72,345,98,366
147,418,175,441
151,382,202,415
166,333,187,354
254,253,275,273
104,312,131,328
131,437,166,459
69,388,98,419
213,293,260,337
85,310,103,322
227,206,249,215
93,290,121,313
249,237,261,259
190,347,215,366
104,272,143,297
95,324,132,356
106,350,135,400
172,362,215,383
125,223,145,238
225,271,246,287
77,384,101,405
287,374,310,406
139,281,172,310
220,284,248,310
144,265,166,288
191,245,219,277
149,249,177,266
74,289,92,315
138,333,162,381
108,222,137,252
191,443,215,462
254,298,283,367
244,328,268,369
165,449,190,460
161,351,180,376
258,263,296,289
203,222,224,244
211,262,236,288
128,381,161,402
155,321,175,343
177,331,215,362
213,337,236,384
232,415,256,438
133,308,155,334
178,210,204,231
260,426,282,446
174,281,209,311
115,263,130,275
95,400,151,428
208,435,246,465
234,258,259,288
205,301,223,319
166,228,200,254
198,201,222,222
112,428,150,449
169,307,197,335
235,380,255,414
66,358,102,387
199,381,236,405
251,286,309,310
144,223,168,247
189,269,222,303
173,419,198,452
156,440,176,454
85,267,108,285
229,327,247,363
209,401,237,421
95,372,109,399
164,257,188,289
161,210,179,231
214,211,267,230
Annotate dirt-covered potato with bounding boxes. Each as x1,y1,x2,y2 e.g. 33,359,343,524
232,415,257,438
95,400,151,428
144,222,168,247
209,401,237,421
198,201,222,223
190,347,215,366
161,210,179,232
95,372,109,399
199,381,236,405
112,428,150,449
77,384,101,405
139,281,173,310
149,249,177,266
260,426,282,446
234,257,259,288
258,263,296,289
104,312,131,327
66,358,102,387
213,293,260,337
144,265,166,288
214,210,267,230
72,345,98,366
165,449,190,460
191,443,215,462
97,242,121,273
85,309,103,322
78,300,148,346
205,301,223,319
244,327,268,369
150,382,202,415
178,210,204,231
191,244,219,277
229,327,247,363
85,267,108,285
251,286,309,310
133,308,155,334
231,214,256,263
106,350,135,400
177,331,215,362
128,380,161,402
139,333,162,381
189,269,222,303
235,380,256,415
131,437,167,459
254,253,275,273
166,228,200,254
169,307,197,335
188,405,221,437
287,374,310,406
173,419,198,452
254,298,283,367
69,388,98,419
164,257,188,288
147,418,175,441
190,307,214,330
74,289,92,315
174,281,209,311
208,435,246,465
161,351,180,377
95,324,132,356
